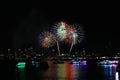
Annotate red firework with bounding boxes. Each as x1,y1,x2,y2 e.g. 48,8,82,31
65,25,74,44
65,24,84,45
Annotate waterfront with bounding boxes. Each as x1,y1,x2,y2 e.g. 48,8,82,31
0,60,120,80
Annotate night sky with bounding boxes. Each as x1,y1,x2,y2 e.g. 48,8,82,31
0,2,119,54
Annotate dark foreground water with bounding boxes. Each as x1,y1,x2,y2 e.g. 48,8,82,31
0,60,120,80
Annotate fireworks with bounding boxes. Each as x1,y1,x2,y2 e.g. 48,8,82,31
65,24,85,54
65,24,84,45
52,21,70,41
51,21,70,55
39,32,57,48
52,21,84,43
38,21,85,55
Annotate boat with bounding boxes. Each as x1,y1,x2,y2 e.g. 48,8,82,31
70,59,80,64
97,60,119,65
16,60,48,69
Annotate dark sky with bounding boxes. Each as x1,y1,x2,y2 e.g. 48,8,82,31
0,2,120,53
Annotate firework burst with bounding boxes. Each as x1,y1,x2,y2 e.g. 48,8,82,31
39,32,57,48
52,21,70,41
51,21,70,55
65,24,84,45
65,24,85,54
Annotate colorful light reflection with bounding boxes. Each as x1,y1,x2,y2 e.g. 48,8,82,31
116,72,119,80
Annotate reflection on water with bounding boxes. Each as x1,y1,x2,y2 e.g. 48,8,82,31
1,60,119,80
97,64,118,80
116,72,119,80
18,68,25,80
